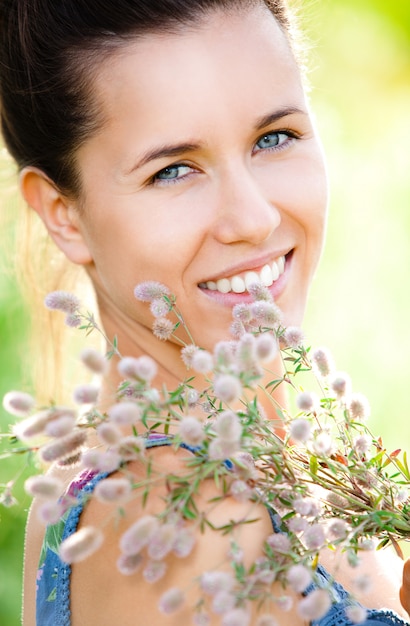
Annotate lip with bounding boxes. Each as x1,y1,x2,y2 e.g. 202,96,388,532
198,250,293,306
199,249,292,284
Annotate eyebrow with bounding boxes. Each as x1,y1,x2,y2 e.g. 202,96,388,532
127,105,305,174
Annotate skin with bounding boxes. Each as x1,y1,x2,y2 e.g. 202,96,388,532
20,4,408,625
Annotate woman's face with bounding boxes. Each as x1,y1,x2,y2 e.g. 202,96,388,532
72,4,328,352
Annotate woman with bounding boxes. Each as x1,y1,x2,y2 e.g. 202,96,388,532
1,0,409,624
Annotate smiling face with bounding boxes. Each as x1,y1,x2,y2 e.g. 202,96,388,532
69,3,328,359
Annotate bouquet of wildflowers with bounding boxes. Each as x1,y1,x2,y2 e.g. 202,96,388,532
2,281,410,625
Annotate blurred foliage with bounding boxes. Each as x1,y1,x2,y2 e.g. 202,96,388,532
0,1,409,623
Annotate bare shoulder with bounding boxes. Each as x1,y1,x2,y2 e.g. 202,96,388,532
70,445,301,625
320,543,406,618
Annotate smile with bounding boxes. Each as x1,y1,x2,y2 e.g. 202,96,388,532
198,255,286,294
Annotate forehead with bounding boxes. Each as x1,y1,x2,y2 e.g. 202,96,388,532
81,5,304,164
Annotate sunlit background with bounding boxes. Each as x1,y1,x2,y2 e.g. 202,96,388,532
0,1,409,623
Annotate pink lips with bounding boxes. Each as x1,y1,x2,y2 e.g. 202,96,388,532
199,252,292,306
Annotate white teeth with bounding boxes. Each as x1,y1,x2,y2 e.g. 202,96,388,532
245,271,260,290
216,278,231,294
260,264,273,286
231,276,246,293
202,255,286,294
271,261,279,281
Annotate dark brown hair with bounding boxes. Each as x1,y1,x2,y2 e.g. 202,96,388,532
0,0,292,196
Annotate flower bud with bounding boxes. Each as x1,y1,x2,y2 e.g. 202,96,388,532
213,375,242,404
179,416,205,447
59,526,104,563
73,384,100,405
108,401,141,425
94,477,132,504
119,515,159,555
3,391,35,417
297,589,331,621
143,559,167,583
39,429,87,464
116,553,143,576
25,475,64,500
134,281,170,302
158,587,185,614
44,291,81,314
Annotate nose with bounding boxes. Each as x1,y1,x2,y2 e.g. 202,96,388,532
212,167,281,245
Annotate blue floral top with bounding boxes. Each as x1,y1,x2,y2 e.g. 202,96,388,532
36,435,410,626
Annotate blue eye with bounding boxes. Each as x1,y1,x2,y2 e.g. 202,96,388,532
154,164,192,183
255,131,291,152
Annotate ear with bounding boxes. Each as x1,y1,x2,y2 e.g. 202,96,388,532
20,167,93,265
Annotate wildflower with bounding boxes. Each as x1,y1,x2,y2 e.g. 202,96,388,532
297,589,332,621
96,422,123,445
182,387,199,407
311,347,334,377
150,297,171,318
256,616,279,626
134,281,170,302
235,333,257,370
143,559,167,583
312,431,333,457
329,371,351,399
231,451,257,480
214,341,236,368
303,524,326,550
266,533,291,553
94,477,132,504
289,418,312,443
116,553,143,576
208,438,240,460
65,313,82,327
255,333,278,362
108,401,141,425
3,390,35,417
212,590,236,614
327,518,349,540
173,527,196,558
201,571,235,595
230,320,246,338
59,526,104,564
191,350,214,374
179,416,205,447
25,475,64,500
120,515,159,555
345,605,368,624
282,326,305,349
247,283,272,301
214,411,242,442
395,488,409,504
288,517,308,534
232,303,253,323
115,435,145,461
222,608,250,626
354,434,372,456
148,523,177,560
249,301,281,327
39,429,87,464
45,414,76,438
230,479,253,502
81,449,121,473
80,347,108,374
0,486,17,508
13,410,50,440
325,491,349,509
73,383,100,405
37,500,65,525
153,317,175,340
118,355,157,382
287,564,312,593
296,391,319,413
348,393,371,421
213,374,242,404
293,497,321,518
180,344,199,367
44,291,80,314
158,587,185,614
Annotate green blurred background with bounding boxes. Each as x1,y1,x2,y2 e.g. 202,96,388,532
0,0,409,623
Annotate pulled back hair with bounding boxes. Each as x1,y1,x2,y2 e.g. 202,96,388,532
0,0,293,197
